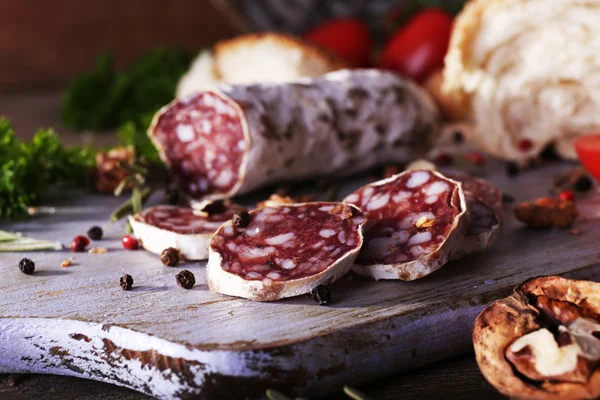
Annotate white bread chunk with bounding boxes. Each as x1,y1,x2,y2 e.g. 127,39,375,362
176,33,347,98
443,0,600,161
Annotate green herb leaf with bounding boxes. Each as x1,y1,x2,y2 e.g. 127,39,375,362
61,48,192,133
0,117,96,219
265,389,294,400
0,230,63,251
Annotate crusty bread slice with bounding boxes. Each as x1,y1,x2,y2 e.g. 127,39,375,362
176,32,347,98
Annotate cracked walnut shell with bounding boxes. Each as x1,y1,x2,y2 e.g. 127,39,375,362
473,276,600,400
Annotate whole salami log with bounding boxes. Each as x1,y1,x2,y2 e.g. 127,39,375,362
129,203,246,260
207,202,365,301
343,170,467,281
149,69,440,202
447,174,502,258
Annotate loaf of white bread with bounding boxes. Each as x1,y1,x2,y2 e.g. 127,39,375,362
176,33,348,98
443,0,600,161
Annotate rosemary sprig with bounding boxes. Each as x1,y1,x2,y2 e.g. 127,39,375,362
110,157,153,225
110,187,153,222
265,390,293,400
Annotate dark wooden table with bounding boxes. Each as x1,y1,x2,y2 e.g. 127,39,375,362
0,90,503,399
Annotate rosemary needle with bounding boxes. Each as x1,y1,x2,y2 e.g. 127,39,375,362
344,386,373,400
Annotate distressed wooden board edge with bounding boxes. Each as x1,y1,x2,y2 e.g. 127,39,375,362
2,264,599,399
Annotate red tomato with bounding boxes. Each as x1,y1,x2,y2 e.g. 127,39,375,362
575,134,600,181
379,9,453,82
304,18,372,67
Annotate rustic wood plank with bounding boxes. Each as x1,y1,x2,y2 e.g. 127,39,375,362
1,160,599,399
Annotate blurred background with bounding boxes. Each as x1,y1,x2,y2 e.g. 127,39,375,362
1,0,466,90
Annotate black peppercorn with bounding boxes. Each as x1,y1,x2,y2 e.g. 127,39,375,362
120,274,133,290
87,226,103,241
506,162,520,178
18,258,35,275
201,200,226,215
161,247,180,267
575,176,593,192
232,211,251,228
311,285,332,305
165,184,180,205
176,270,195,289
453,130,464,145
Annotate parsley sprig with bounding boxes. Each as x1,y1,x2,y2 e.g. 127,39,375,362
0,117,96,219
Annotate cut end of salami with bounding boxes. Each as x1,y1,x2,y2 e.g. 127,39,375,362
446,173,502,258
150,91,247,199
129,203,246,261
207,202,365,301
344,170,467,281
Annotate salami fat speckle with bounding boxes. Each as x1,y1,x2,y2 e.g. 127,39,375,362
344,170,467,281
129,203,246,260
150,69,439,202
206,203,365,301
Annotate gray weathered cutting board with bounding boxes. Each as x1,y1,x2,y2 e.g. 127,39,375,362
1,162,599,399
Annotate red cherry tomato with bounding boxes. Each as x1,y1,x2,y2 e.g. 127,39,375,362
122,235,139,250
70,235,90,252
558,190,575,202
575,134,600,182
378,9,453,82
304,18,372,67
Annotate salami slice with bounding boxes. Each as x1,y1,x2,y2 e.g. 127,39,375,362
129,203,246,260
343,170,467,281
149,69,439,202
447,174,502,258
207,202,365,301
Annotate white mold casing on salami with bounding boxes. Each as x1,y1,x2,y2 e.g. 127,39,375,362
207,203,366,301
344,170,467,281
129,204,245,261
149,69,440,202
447,174,502,259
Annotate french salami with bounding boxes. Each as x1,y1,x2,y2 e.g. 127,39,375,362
149,69,440,202
447,174,502,258
343,170,467,281
129,203,246,260
206,202,365,301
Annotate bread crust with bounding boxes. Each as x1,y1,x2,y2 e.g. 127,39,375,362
213,32,348,71
473,276,600,400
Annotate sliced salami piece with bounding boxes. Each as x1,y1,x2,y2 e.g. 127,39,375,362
447,174,502,258
343,170,467,281
150,69,439,202
129,203,246,260
207,203,365,301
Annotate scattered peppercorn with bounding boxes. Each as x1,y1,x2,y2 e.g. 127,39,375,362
502,193,515,204
465,152,485,166
120,274,133,290
161,247,180,267
434,153,453,166
506,162,520,178
518,138,533,152
453,130,464,145
176,270,195,289
70,235,90,252
311,285,332,305
18,258,35,275
575,175,593,192
87,226,103,241
165,184,180,205
558,190,575,202
122,234,139,250
233,210,251,228
201,200,226,215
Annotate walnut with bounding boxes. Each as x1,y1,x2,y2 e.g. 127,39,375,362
257,194,295,208
473,276,600,400
91,146,135,193
331,203,356,220
514,196,578,228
